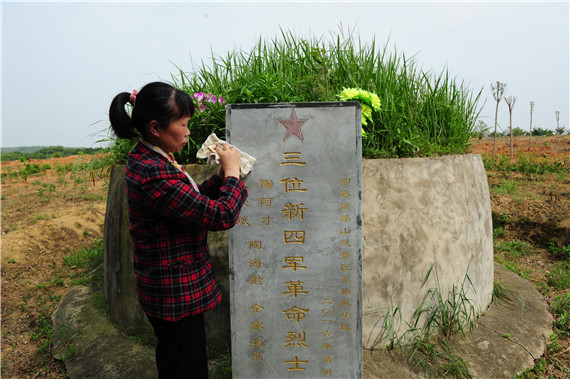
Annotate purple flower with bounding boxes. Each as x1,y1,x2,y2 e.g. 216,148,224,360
192,92,225,112
193,92,207,102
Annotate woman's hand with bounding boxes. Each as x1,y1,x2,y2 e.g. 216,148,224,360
216,143,241,179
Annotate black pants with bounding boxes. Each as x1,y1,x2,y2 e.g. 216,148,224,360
147,313,208,379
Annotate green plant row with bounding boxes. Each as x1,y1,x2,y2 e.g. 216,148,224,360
110,29,482,164
482,153,570,176
1,146,110,162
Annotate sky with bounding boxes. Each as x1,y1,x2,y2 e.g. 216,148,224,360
1,0,569,148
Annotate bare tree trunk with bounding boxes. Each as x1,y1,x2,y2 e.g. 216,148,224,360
510,108,514,158
505,96,517,159
491,81,506,158
529,102,534,151
493,100,499,157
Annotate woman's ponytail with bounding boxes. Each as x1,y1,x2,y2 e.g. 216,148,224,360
108,82,195,140
109,92,137,139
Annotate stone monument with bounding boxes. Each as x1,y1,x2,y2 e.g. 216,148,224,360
227,102,363,378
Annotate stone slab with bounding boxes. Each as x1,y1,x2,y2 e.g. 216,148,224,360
227,102,363,378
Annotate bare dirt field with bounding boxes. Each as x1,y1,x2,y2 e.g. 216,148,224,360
1,136,569,377
1,155,108,377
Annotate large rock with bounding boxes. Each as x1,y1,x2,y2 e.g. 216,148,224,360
51,285,156,378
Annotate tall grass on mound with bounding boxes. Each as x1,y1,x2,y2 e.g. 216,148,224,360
110,30,481,163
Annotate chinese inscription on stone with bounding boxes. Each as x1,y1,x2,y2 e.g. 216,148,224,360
227,102,362,378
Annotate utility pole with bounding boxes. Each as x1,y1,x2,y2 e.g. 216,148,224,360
505,96,517,158
555,111,560,130
529,101,534,151
491,81,506,157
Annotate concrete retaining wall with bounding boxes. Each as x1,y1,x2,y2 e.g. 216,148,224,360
361,155,494,348
103,155,493,350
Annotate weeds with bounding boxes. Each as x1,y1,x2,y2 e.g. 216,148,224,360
494,240,533,259
492,281,522,306
547,262,570,290
63,238,103,271
548,242,570,260
369,265,478,377
492,179,519,196
552,293,570,336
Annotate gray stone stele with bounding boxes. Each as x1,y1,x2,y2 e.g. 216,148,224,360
227,102,363,379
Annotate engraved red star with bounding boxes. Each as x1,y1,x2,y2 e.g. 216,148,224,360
279,109,308,141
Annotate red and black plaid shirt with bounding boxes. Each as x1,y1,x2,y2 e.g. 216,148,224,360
125,141,247,321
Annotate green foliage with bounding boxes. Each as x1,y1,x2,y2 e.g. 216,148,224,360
532,127,555,137
63,238,103,271
552,293,570,334
492,179,519,196
482,153,569,176
406,337,472,378
155,30,482,163
368,265,478,377
492,281,522,306
548,242,570,260
547,261,570,290
411,266,478,339
494,240,533,259
1,145,109,162
512,127,526,137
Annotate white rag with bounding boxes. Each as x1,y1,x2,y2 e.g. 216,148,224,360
196,133,256,178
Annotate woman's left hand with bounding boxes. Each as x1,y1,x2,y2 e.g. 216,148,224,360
216,143,241,178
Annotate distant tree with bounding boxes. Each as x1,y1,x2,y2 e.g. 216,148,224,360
555,126,567,135
491,81,506,157
474,120,490,139
532,127,550,137
504,95,517,158
512,127,525,137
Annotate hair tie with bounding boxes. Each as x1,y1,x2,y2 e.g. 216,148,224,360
129,90,138,106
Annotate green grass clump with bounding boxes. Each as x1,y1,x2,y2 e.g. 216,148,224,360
494,240,533,259
110,29,482,164
548,242,570,260
63,238,103,271
492,179,520,196
368,265,478,378
552,293,570,335
547,262,570,290
492,281,522,306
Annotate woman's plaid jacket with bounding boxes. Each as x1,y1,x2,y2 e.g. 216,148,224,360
125,141,247,321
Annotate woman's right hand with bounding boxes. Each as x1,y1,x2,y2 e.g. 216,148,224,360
216,143,241,179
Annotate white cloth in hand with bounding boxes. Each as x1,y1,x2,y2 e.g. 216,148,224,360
196,133,256,178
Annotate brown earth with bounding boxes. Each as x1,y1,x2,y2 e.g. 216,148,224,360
1,155,108,377
1,136,569,377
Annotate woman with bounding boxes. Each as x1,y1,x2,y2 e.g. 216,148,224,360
109,82,247,378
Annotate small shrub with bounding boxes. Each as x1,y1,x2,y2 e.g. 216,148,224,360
63,238,103,271
547,262,570,290
548,242,570,260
